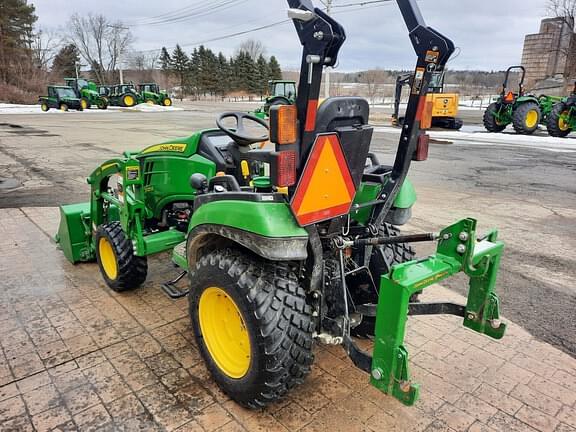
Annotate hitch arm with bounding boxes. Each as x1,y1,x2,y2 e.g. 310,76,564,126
353,218,506,406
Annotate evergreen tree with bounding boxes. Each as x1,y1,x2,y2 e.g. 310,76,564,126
216,52,230,96
203,48,219,96
52,44,80,77
256,54,270,97
0,0,37,84
159,47,171,71
234,51,257,94
268,56,282,81
188,48,200,97
170,44,189,100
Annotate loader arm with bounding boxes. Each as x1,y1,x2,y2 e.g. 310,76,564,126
373,0,455,227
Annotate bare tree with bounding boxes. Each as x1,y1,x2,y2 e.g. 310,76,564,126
31,28,60,71
128,51,159,82
67,14,133,83
547,0,576,77
236,39,266,60
359,69,386,106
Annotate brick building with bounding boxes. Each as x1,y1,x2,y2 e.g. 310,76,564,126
521,17,575,88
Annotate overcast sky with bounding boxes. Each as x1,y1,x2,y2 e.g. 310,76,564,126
33,0,550,72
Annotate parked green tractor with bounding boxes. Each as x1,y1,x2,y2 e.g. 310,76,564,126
538,94,563,124
483,66,542,134
64,78,108,110
107,84,142,107
39,86,83,112
137,83,173,106
55,0,506,409
254,80,297,118
546,82,576,137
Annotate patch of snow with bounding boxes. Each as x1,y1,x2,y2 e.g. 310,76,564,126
374,125,576,153
124,103,183,112
0,103,182,115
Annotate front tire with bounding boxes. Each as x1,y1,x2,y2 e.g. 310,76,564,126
95,222,147,292
512,101,541,135
188,249,314,409
80,98,90,110
59,103,69,112
41,103,49,112
163,97,172,107
547,103,572,137
483,103,507,132
122,94,136,107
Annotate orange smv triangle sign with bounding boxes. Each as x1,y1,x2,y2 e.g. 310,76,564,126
291,133,357,226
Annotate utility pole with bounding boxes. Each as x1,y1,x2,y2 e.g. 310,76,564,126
324,0,333,98
107,24,129,85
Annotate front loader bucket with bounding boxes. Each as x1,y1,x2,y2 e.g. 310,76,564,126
55,202,94,264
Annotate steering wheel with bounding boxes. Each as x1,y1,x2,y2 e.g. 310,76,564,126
216,112,269,146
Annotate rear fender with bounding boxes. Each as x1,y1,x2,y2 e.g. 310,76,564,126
187,200,308,264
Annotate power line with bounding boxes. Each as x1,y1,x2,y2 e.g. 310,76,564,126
333,0,393,8
136,1,392,54
126,0,247,27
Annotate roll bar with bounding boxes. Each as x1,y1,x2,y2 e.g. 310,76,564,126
502,65,526,96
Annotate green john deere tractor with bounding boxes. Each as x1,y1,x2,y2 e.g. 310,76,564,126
39,86,84,112
254,80,297,118
107,84,142,107
546,81,576,137
537,94,563,124
55,0,506,409
64,78,108,110
483,66,542,134
137,83,173,106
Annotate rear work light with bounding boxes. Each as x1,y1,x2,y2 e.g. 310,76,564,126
270,105,298,145
272,150,297,187
416,96,433,130
414,133,429,161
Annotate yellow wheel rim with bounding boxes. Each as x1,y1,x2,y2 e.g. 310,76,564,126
81,99,88,109
525,109,538,128
125,95,134,106
146,100,154,105
199,287,251,378
60,105,67,112
41,104,48,111
559,110,570,131
164,98,172,106
98,237,118,280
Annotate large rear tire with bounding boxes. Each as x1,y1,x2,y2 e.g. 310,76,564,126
512,101,541,135
483,103,507,132
188,249,314,409
547,103,572,138
95,222,147,292
351,224,416,338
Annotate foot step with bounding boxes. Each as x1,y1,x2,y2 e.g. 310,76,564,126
161,270,189,299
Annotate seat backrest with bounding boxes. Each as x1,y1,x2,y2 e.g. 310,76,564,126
315,97,370,133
